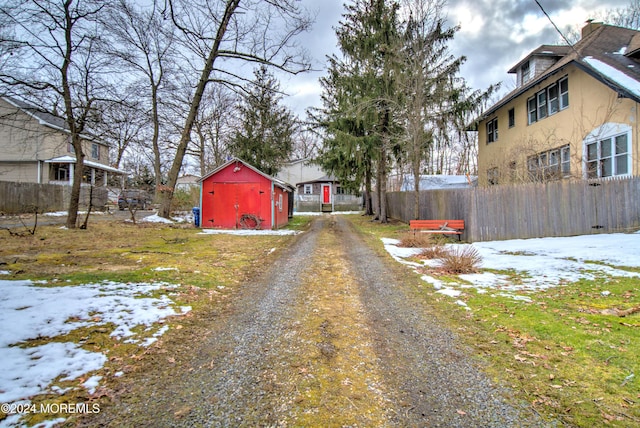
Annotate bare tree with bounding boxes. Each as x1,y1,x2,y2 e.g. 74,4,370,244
607,0,640,29
188,84,238,175
105,0,176,188
156,0,312,218
291,126,321,160
94,99,147,169
0,0,112,229
396,0,497,219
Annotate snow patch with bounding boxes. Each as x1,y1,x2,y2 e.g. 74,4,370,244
0,279,191,422
383,232,640,308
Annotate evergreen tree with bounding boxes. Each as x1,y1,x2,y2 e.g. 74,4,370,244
398,0,494,219
316,0,403,221
230,66,296,176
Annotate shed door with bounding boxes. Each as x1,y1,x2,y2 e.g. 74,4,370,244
322,184,331,204
211,182,261,228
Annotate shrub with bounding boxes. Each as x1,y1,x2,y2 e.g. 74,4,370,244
418,244,448,260
398,232,435,248
437,245,482,274
171,187,200,212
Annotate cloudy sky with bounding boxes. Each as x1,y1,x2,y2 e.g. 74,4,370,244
280,0,631,116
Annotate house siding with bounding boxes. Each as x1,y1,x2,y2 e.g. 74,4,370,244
478,64,640,185
0,161,39,183
0,97,114,185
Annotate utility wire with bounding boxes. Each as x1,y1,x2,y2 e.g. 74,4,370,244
533,0,582,57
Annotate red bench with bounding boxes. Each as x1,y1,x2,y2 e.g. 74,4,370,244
409,220,465,240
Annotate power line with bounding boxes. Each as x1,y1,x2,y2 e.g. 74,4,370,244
533,0,582,57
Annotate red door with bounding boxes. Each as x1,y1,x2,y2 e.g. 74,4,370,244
210,182,261,228
322,185,331,204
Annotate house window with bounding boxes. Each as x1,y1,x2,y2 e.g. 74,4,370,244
528,97,537,124
303,184,313,194
91,143,100,160
559,77,569,109
548,83,559,114
527,76,569,124
508,108,515,128
486,117,498,143
561,146,571,175
537,90,547,120
527,145,571,181
278,194,283,212
487,167,499,185
508,161,517,181
336,185,347,194
586,132,630,178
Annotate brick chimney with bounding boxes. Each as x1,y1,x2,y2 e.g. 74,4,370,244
582,20,603,39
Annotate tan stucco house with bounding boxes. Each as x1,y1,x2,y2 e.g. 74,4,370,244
476,22,640,186
0,96,124,186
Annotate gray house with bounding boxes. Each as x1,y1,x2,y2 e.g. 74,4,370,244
296,175,361,213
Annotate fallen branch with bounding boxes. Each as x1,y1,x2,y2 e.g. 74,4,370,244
161,237,188,244
600,305,640,317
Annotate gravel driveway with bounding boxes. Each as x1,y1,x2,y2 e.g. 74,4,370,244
78,215,548,427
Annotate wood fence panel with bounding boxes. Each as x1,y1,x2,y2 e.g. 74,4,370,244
386,176,640,242
0,181,107,214
0,181,64,214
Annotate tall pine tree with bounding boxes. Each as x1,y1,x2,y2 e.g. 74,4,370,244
230,66,296,176
316,0,402,221
398,0,496,219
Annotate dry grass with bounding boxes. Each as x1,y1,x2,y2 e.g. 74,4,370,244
239,220,390,426
418,244,449,259
437,245,482,274
398,232,436,248
0,219,291,426
323,214,640,427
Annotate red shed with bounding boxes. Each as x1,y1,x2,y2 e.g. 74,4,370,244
198,158,293,229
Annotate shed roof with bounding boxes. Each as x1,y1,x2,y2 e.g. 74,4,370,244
199,158,294,191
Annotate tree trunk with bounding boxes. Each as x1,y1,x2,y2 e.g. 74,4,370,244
413,165,420,220
66,149,84,229
378,144,388,223
151,83,162,190
364,164,373,215
158,0,241,218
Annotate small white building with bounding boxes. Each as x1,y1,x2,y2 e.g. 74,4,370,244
400,175,477,191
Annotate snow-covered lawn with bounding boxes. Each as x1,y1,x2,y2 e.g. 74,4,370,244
0,278,190,427
384,231,640,306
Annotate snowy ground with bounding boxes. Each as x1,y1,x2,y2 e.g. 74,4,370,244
1,209,315,427
0,278,191,427
383,231,640,307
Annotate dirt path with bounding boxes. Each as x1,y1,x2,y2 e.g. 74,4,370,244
78,216,546,427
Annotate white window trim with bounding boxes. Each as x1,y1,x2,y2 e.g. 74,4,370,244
303,184,313,194
527,76,569,125
583,123,632,179
527,144,571,180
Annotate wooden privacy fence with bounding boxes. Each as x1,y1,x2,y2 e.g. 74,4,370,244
0,181,108,214
385,176,640,242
